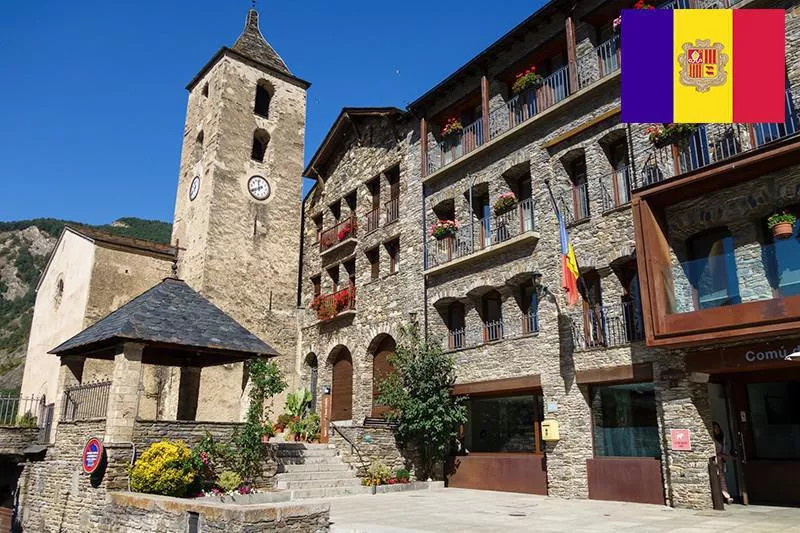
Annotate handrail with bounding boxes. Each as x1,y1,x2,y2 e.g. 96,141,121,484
329,421,371,487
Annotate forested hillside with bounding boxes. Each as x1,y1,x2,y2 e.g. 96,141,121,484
0,218,172,393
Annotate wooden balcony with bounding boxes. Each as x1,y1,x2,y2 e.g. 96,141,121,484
310,286,356,323
319,215,357,254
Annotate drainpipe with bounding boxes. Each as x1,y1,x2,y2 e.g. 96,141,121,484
626,123,637,187
297,183,311,308
422,181,429,341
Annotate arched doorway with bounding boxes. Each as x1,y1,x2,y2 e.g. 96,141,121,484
371,335,396,418
305,353,318,411
330,347,353,421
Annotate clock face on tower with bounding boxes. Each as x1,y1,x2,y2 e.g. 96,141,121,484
189,176,200,201
248,175,271,200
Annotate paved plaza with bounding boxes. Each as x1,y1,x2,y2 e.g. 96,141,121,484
327,488,800,532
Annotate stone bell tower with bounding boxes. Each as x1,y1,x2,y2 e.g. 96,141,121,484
170,7,308,421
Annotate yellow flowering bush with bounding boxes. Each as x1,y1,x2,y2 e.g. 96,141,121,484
129,440,197,497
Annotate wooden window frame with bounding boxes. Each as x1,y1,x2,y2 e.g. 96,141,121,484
366,247,380,281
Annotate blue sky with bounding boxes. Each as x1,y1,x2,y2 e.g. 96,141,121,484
1,0,544,225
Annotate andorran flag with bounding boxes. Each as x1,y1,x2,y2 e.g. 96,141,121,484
621,9,785,123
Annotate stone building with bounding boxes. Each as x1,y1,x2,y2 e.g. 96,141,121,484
11,0,800,523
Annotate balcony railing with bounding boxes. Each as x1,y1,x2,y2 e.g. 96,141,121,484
562,182,590,224
445,311,539,351
311,285,356,322
320,215,358,253
365,208,380,234
425,198,535,269
386,197,400,224
634,89,798,191
570,302,644,351
428,117,484,173
579,36,621,89
600,166,633,213
62,381,111,422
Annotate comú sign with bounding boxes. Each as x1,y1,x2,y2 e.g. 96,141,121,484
82,437,104,474
745,344,800,363
688,339,800,374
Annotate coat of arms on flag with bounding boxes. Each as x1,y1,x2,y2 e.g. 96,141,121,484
678,39,728,93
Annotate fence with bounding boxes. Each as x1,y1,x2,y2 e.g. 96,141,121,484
61,380,112,422
570,302,644,351
426,198,535,269
385,197,400,224
445,311,539,351
320,215,358,252
0,394,55,442
364,208,380,234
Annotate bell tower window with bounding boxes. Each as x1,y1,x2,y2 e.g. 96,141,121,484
251,129,270,162
254,80,272,118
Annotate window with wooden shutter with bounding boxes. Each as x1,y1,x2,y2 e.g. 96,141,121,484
366,247,379,281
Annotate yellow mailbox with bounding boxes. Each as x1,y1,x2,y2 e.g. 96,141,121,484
541,419,560,441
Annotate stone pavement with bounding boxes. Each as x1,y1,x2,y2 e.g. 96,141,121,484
326,488,800,532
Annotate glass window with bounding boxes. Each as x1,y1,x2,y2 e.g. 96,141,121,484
464,394,543,453
773,219,800,297
592,383,660,458
746,381,800,460
687,228,741,310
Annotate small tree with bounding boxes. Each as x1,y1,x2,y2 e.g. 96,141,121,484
378,324,467,478
236,358,287,481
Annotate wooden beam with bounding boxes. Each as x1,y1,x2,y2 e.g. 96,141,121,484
420,117,429,178
542,107,621,149
565,14,579,95
575,363,654,385
481,74,490,143
452,375,541,396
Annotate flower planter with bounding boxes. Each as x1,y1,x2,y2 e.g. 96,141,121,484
432,230,456,241
494,202,517,217
772,222,795,240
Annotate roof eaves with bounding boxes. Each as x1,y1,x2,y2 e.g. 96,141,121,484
186,47,311,92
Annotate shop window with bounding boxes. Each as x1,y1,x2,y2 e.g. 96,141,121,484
746,381,800,459
481,290,503,342
447,301,466,350
463,394,544,453
366,247,379,281
385,239,399,274
687,227,741,310
591,382,660,458
254,80,272,118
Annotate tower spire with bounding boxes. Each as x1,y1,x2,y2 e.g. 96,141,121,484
231,2,291,75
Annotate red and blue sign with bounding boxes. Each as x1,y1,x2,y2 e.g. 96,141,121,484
82,437,104,474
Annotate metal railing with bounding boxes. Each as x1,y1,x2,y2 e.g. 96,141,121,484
311,285,356,322
634,89,798,191
364,208,380,234
600,166,633,213
429,117,485,173
320,215,358,253
61,381,111,422
445,311,539,352
596,36,621,81
425,198,535,269
562,182,590,224
570,302,644,352
385,197,400,224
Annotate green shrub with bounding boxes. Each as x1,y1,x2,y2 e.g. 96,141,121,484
367,460,392,485
16,411,37,428
395,468,410,482
130,441,197,497
217,470,242,493
284,389,312,419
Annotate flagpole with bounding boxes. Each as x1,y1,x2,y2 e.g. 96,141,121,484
543,178,588,297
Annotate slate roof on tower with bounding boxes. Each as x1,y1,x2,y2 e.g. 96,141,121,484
49,278,278,358
231,9,290,75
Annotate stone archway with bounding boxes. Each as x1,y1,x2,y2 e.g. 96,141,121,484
328,346,353,421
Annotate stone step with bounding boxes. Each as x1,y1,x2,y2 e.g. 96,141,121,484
273,448,339,458
275,478,363,490
277,455,345,465
277,463,352,474
287,486,373,500
274,471,354,482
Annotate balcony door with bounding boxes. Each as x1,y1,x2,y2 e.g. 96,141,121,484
482,291,503,343
448,302,466,350
687,228,741,310
331,348,353,421
581,271,605,347
610,140,631,207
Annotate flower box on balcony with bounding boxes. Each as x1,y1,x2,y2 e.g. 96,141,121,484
646,123,699,149
512,67,543,95
430,220,459,240
310,287,356,322
441,117,463,138
493,192,518,216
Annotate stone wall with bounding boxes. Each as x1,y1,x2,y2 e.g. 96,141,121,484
98,492,329,533
0,427,39,456
131,420,243,456
330,426,419,479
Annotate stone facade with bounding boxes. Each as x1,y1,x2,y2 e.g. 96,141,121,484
0,428,39,456
330,426,419,478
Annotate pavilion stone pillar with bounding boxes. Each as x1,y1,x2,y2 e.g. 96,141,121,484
104,342,144,444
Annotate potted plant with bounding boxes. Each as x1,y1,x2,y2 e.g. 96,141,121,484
645,123,699,149
429,220,459,240
512,66,543,95
337,219,356,241
260,422,275,443
395,468,410,484
441,117,463,138
768,210,797,240
493,192,518,216
275,413,292,433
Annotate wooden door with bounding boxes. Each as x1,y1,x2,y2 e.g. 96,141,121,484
372,339,396,418
332,352,353,421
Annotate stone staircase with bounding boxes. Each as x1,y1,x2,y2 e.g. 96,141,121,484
273,442,371,499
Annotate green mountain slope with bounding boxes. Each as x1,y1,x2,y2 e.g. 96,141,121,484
0,217,172,393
